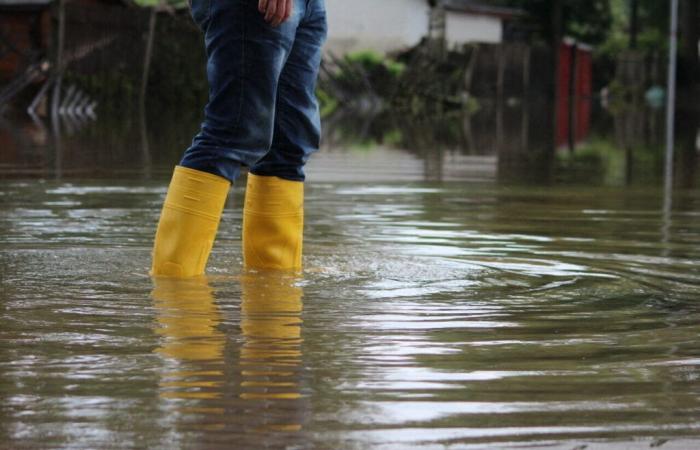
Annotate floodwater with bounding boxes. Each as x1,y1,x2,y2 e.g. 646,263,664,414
1,104,700,449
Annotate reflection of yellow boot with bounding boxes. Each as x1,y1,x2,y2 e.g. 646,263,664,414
151,166,230,277
242,174,303,270
152,276,225,402
152,277,224,362
240,273,303,401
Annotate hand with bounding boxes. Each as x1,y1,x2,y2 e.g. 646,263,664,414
258,0,293,27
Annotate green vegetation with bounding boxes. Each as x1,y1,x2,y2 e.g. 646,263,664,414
326,50,406,101
492,0,614,46
598,0,668,58
556,136,663,186
66,0,696,117
319,49,479,119
556,138,627,185
345,51,407,78
490,0,698,88
316,87,339,118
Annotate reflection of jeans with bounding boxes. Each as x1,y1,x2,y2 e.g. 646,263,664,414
180,0,327,183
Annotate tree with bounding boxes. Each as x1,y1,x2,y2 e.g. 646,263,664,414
489,0,614,46
680,0,700,86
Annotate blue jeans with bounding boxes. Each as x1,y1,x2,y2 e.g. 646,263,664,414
180,0,327,183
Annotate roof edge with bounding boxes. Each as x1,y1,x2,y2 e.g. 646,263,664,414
441,1,524,19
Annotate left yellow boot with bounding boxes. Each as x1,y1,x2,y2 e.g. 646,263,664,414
242,173,304,270
151,166,230,277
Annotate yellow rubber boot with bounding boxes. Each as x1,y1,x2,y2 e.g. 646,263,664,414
151,166,230,277
242,173,304,270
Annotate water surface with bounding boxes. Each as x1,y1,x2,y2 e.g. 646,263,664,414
2,171,700,448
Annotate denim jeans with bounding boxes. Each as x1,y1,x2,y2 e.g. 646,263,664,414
180,0,327,183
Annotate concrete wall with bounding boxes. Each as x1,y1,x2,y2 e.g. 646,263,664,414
445,12,503,48
325,0,430,56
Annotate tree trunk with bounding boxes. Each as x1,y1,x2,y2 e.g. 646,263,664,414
630,0,639,49
680,0,700,86
550,0,563,155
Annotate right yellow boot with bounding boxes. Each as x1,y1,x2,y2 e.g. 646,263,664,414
242,173,304,270
151,166,230,278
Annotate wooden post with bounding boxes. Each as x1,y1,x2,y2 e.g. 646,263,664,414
630,0,639,49
50,0,66,180
50,0,66,123
522,45,530,96
662,0,679,255
550,0,563,94
496,49,505,156
550,0,563,155
521,45,530,152
665,0,679,194
497,45,505,103
463,45,478,94
680,0,700,84
140,5,158,107
139,1,163,179
568,43,577,152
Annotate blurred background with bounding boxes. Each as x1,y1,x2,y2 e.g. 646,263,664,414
4,3,700,448
1,0,698,187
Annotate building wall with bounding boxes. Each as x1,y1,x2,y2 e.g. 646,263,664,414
445,12,502,47
325,0,430,56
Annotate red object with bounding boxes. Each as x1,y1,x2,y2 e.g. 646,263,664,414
574,47,592,142
556,40,592,148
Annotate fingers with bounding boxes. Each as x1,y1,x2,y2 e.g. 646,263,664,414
273,0,289,26
270,1,284,26
277,0,293,24
286,0,293,21
260,0,292,27
264,0,277,22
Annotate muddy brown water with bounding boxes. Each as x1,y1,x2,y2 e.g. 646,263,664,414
1,109,700,449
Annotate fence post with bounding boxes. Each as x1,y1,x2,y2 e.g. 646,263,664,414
50,0,66,123
568,43,578,152
140,6,158,107
497,45,505,103
50,0,66,180
665,0,679,200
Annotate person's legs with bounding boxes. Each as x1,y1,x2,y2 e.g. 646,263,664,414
180,0,304,182
243,1,327,270
250,0,327,181
152,0,305,277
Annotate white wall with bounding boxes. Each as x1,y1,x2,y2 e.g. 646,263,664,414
445,12,503,47
325,0,430,56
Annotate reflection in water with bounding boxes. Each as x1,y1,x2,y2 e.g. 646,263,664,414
2,79,700,446
239,272,306,433
152,277,225,408
3,96,698,186
240,273,303,402
2,177,700,447
151,273,306,436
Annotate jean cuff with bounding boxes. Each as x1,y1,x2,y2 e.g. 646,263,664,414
179,157,241,183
